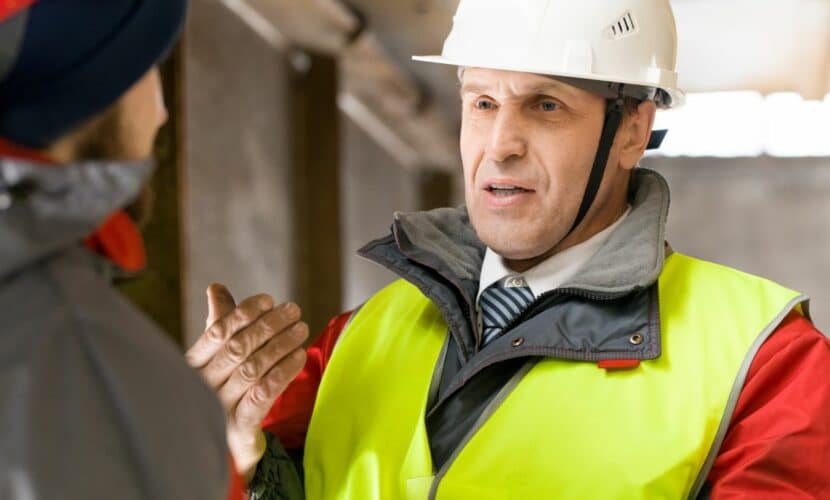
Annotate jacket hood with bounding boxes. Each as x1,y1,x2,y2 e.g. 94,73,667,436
0,157,153,279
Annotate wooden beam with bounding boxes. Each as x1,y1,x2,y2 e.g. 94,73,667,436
415,169,454,211
221,0,460,173
286,51,343,339
117,41,186,348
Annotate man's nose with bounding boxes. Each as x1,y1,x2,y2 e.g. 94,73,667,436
486,108,528,163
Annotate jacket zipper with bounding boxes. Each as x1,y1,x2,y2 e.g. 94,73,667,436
497,287,632,341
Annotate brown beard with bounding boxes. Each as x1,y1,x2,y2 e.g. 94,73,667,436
74,103,129,161
73,104,155,228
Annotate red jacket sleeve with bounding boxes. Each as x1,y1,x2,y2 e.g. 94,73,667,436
261,311,352,450
708,312,830,498
227,455,246,500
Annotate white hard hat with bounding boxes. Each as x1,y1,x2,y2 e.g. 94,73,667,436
413,0,684,109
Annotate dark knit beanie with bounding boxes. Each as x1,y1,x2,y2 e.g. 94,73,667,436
0,0,189,148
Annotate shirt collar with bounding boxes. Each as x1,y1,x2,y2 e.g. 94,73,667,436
477,206,631,304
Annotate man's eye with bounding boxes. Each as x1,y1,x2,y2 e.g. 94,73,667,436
539,101,560,112
475,100,495,110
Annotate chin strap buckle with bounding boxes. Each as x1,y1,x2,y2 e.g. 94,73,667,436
647,129,668,150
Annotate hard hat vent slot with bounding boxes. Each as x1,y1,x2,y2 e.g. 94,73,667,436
609,11,638,39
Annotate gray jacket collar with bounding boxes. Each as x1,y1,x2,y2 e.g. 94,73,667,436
0,157,153,279
389,168,669,294
359,168,671,359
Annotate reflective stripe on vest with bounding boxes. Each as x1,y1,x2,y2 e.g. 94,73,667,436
304,253,807,500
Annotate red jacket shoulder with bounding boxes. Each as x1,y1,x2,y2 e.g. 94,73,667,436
261,311,353,449
708,313,830,498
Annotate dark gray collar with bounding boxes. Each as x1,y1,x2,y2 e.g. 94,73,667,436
0,157,153,278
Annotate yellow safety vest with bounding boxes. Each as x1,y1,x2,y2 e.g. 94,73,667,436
304,253,806,499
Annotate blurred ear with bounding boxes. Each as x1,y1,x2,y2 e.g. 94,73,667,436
618,100,657,171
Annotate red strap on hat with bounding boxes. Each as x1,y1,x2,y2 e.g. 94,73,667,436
0,0,37,22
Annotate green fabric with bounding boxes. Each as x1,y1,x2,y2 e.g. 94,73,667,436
249,432,305,500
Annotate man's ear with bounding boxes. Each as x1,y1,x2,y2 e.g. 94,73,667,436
618,100,657,171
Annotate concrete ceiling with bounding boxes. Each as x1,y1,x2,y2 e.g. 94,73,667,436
347,0,830,100
223,0,830,169
673,0,830,99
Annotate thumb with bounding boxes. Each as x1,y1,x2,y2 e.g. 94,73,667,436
206,283,237,328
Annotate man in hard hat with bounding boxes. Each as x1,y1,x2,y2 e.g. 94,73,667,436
0,1,308,498
211,0,830,498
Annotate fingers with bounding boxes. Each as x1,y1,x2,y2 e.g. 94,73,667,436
206,283,236,328
233,348,308,430
200,302,301,389
186,293,275,371
218,320,310,410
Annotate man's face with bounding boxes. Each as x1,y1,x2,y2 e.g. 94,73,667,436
118,67,169,161
460,68,621,262
45,66,168,163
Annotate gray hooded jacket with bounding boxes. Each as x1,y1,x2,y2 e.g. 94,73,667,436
0,157,230,499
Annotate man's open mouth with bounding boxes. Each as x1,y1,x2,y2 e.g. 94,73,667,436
486,184,532,196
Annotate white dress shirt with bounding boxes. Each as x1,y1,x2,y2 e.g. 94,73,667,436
477,207,631,307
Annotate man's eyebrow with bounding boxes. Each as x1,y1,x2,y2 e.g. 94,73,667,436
459,83,487,96
460,79,574,98
523,81,574,96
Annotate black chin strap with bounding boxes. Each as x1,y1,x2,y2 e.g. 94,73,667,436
567,98,626,235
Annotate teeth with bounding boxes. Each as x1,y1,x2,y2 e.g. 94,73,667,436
490,184,519,190
490,187,526,196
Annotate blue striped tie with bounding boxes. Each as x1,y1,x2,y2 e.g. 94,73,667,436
479,281,535,346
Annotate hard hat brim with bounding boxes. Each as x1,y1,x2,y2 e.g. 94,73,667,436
412,54,685,109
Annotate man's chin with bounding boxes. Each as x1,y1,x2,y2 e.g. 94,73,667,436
483,237,550,261
477,228,568,270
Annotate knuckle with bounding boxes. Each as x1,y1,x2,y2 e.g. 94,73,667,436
224,337,248,363
250,385,271,406
238,360,260,383
259,317,276,336
206,325,225,342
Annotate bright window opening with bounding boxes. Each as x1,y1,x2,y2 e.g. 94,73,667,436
649,92,830,158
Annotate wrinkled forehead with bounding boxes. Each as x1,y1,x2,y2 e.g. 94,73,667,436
459,66,656,102
459,68,589,100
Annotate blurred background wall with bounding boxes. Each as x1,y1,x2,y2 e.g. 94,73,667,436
132,0,830,345
185,0,295,336
647,157,830,328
